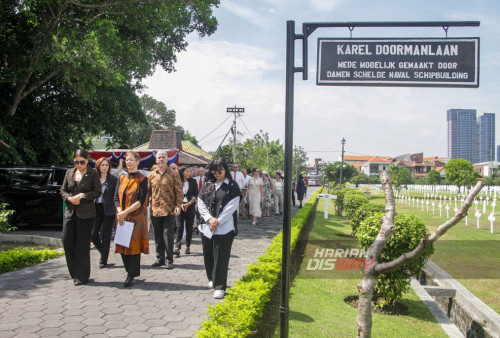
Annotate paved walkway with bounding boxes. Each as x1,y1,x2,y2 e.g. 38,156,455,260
0,195,313,337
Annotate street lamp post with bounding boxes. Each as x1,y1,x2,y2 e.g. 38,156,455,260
339,138,346,189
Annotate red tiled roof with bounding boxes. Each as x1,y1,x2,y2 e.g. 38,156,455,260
368,156,393,163
423,156,446,161
344,155,373,161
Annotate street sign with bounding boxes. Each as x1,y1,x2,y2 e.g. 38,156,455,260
317,38,479,87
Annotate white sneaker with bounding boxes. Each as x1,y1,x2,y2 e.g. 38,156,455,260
208,280,213,289
213,290,225,299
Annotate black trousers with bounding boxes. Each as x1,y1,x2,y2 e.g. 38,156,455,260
151,215,176,264
292,192,296,206
201,231,234,291
175,206,196,249
91,204,115,265
121,253,141,277
62,215,94,282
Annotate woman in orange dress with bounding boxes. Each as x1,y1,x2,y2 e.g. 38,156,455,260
114,151,149,287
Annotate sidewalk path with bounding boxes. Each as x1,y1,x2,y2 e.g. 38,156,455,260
0,189,317,337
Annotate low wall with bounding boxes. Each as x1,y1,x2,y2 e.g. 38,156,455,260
0,234,62,247
422,260,500,338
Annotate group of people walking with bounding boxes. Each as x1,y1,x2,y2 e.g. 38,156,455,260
60,149,305,299
231,164,306,225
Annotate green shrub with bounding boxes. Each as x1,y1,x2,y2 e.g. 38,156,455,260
356,213,433,308
350,203,385,235
331,188,347,216
0,203,16,235
0,248,63,273
343,190,369,219
196,189,321,337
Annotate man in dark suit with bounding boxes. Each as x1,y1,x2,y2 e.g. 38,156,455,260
60,149,101,285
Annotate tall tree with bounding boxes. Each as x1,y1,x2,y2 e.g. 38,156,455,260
388,164,413,189
426,169,442,185
0,78,144,164
445,158,478,190
215,131,287,173
323,161,357,185
128,94,177,147
0,0,219,118
293,145,309,179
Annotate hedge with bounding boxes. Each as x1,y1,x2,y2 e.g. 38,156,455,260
196,188,322,337
0,248,63,274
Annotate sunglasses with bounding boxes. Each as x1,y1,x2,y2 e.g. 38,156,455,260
211,169,224,174
74,160,87,165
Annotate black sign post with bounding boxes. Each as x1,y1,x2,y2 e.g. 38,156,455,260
281,21,480,338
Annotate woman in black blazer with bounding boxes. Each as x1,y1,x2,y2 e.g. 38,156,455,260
91,157,118,269
60,149,101,285
174,166,199,256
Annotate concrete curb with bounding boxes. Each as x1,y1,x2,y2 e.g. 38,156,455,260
410,278,464,338
0,234,62,247
424,259,500,337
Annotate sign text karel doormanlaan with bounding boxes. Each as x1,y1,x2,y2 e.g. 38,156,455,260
317,38,479,87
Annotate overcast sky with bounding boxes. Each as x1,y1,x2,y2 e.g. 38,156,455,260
143,0,500,163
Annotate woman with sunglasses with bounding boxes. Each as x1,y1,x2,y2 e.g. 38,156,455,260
60,149,101,286
91,157,118,269
197,159,241,299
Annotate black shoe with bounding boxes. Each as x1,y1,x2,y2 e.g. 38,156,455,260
173,249,180,258
185,247,191,255
165,262,174,269
151,260,165,267
99,263,106,269
124,276,134,287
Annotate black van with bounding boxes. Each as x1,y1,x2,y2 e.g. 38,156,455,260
0,166,70,226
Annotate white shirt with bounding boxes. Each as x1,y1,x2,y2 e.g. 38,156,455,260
230,170,247,190
197,178,240,236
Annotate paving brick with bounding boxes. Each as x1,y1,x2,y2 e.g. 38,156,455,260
122,316,146,325
60,316,84,324
59,331,86,338
127,332,153,338
37,327,64,335
103,321,128,330
0,194,310,338
13,324,41,333
82,325,108,334
102,307,125,315
38,320,64,328
147,326,173,335
82,317,107,326
104,328,129,337
60,322,86,331
125,323,150,332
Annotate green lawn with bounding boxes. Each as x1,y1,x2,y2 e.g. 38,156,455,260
369,194,500,315
281,199,447,337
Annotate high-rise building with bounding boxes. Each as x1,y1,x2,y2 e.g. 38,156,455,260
447,109,479,163
479,113,495,162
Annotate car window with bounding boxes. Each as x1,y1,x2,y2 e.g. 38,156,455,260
12,169,51,186
0,169,11,186
51,168,68,186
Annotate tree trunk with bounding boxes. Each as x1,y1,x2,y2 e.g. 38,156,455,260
354,171,483,337
356,275,376,337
